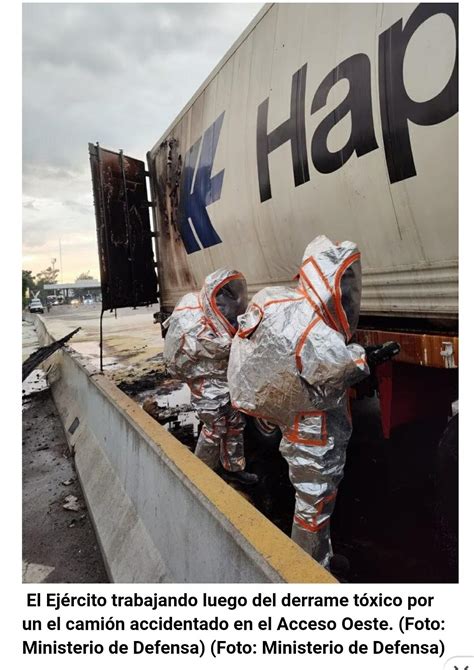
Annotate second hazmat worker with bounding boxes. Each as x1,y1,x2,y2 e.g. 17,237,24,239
163,268,257,486
228,235,370,566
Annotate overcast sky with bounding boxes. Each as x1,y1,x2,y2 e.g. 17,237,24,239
22,2,261,282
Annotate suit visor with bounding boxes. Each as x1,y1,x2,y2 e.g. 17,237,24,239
215,278,248,330
340,260,362,337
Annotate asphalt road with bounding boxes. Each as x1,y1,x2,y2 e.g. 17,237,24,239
41,302,163,368
22,320,108,583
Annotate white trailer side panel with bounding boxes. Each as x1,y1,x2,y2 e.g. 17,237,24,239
149,3,458,319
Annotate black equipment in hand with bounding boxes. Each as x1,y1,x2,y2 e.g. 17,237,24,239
365,341,401,368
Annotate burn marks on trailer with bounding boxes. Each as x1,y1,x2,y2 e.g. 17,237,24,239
154,138,197,288
156,114,226,259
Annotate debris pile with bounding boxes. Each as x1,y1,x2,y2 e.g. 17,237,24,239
22,327,80,381
63,495,81,512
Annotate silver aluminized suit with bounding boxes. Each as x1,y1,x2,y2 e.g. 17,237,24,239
163,268,248,472
228,236,369,567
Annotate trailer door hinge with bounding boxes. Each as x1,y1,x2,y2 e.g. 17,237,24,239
441,341,457,369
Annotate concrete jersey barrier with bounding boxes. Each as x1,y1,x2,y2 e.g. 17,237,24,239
29,314,336,583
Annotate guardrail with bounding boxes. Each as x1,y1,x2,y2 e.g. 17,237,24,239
29,314,336,583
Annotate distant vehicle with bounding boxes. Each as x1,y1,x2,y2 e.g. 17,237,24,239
70,298,80,306
28,298,44,314
83,295,94,305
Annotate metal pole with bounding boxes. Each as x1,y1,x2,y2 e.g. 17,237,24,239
51,258,57,296
99,308,104,372
59,239,63,283
119,150,136,306
146,150,160,304
95,142,112,311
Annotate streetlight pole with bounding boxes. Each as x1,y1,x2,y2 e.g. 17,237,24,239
59,239,63,283
51,258,57,295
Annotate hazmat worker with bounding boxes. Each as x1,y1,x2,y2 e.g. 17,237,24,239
163,268,258,486
228,235,370,567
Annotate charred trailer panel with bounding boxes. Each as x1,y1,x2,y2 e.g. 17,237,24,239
89,143,158,310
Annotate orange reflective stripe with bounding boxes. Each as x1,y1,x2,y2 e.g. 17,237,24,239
298,284,325,321
238,295,305,339
286,435,328,446
220,430,231,469
294,491,338,532
305,256,333,296
263,296,305,308
174,305,201,312
285,411,327,446
316,492,337,512
237,303,264,338
198,296,218,335
295,317,321,372
294,515,330,533
177,333,186,355
299,266,339,332
205,317,218,334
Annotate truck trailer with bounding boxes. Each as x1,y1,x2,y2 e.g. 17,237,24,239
90,2,458,578
145,2,458,438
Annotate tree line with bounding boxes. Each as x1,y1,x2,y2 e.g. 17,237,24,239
22,267,95,306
